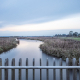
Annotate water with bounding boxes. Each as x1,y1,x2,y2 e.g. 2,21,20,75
0,39,79,80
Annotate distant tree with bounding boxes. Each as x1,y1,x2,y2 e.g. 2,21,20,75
58,34,62,37
59,34,61,37
66,34,69,37
69,31,73,37
62,34,66,37
78,33,80,37
73,32,78,37
57,34,60,37
55,34,58,37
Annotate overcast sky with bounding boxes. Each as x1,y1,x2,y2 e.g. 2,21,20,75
0,0,80,36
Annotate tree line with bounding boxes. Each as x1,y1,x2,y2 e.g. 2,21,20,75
55,31,80,37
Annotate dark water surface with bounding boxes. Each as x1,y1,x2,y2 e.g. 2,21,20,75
0,39,79,80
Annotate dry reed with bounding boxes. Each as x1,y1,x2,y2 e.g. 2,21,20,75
0,37,18,53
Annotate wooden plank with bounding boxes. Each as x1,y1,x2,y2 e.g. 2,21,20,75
11,58,15,80
53,58,55,80
0,58,2,80
72,58,77,80
26,58,28,80
66,58,70,80
4,58,8,80
19,58,22,80
46,58,49,80
33,58,35,80
40,58,42,80
60,58,62,80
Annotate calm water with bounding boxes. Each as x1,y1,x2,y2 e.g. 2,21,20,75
0,39,78,80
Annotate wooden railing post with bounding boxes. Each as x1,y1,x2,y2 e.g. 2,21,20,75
4,58,8,80
26,58,28,80
60,58,62,80
11,58,15,80
0,58,2,80
33,58,35,80
66,58,70,80
53,58,55,80
72,58,77,80
19,58,22,80
46,58,49,80
40,58,42,80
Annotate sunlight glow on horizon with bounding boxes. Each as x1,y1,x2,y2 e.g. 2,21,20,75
0,14,80,32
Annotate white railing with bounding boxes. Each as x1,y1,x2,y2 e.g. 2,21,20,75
0,58,80,80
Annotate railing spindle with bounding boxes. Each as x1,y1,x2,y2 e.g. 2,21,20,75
40,58,42,80
19,58,22,80
11,58,15,80
0,58,79,80
0,58,2,80
53,58,55,80
66,58,70,80
46,58,49,80
33,58,35,80
26,58,28,80
79,58,80,80
60,58,62,80
4,58,8,80
72,58,77,80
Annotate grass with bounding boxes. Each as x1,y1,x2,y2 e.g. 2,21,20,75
26,37,80,65
0,37,19,53
69,37,80,41
61,37,80,41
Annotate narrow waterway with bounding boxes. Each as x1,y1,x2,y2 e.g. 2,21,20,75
0,39,78,80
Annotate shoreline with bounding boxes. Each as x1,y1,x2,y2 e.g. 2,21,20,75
0,38,19,54
26,37,80,65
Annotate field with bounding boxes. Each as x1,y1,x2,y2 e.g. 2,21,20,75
0,37,18,53
61,37,80,41
27,37,80,65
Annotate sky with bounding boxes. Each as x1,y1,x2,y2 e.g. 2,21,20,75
0,0,80,36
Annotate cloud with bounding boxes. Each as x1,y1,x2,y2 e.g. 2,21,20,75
0,0,19,9
0,13,80,32
20,17,50,24
0,21,3,24
0,0,80,25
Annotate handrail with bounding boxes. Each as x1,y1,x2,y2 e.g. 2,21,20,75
0,58,79,80
0,66,80,69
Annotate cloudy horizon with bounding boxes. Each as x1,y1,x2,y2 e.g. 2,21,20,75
0,0,80,36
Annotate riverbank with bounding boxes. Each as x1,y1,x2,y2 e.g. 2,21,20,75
0,37,19,54
26,37,80,65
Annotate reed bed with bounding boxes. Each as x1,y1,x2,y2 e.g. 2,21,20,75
27,37,80,64
0,37,18,53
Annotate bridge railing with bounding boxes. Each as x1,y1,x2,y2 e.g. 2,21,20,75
0,58,80,80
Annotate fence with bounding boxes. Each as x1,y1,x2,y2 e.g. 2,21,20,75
0,58,80,80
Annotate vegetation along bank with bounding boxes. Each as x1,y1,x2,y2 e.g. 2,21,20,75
27,37,80,65
0,37,19,54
